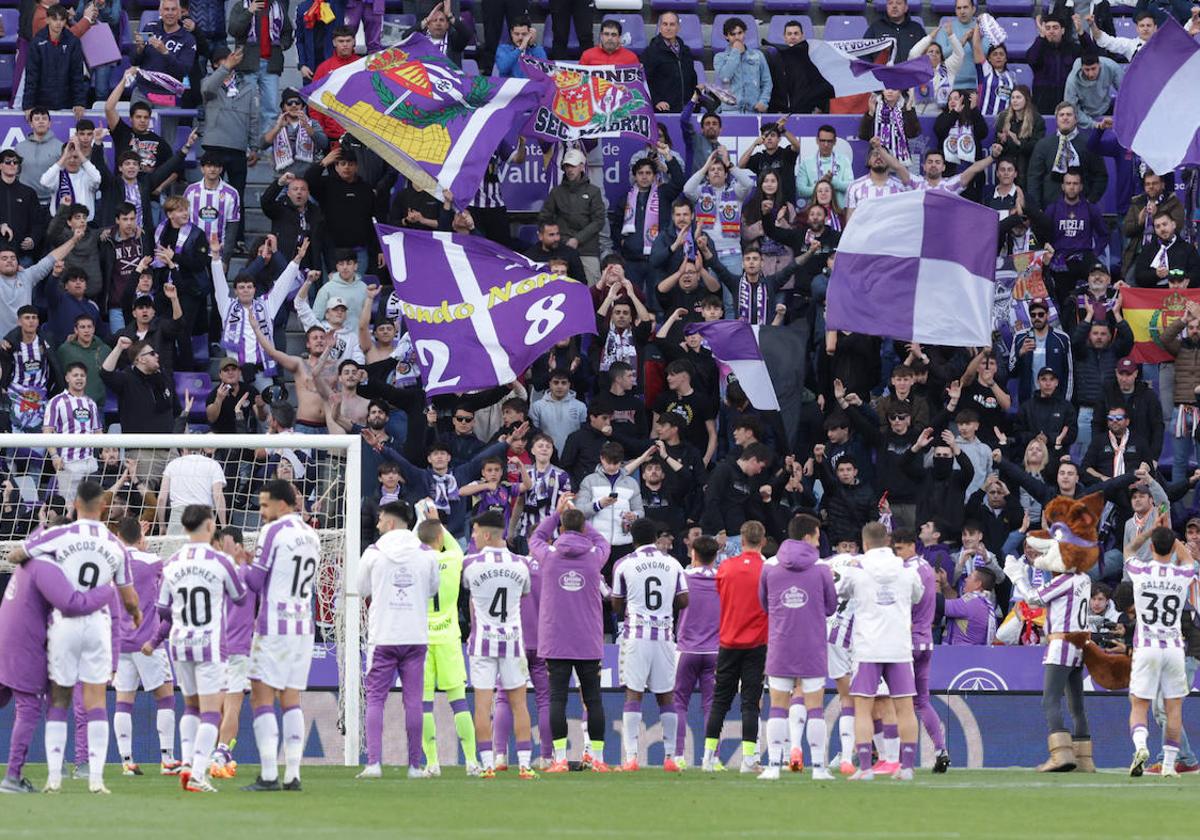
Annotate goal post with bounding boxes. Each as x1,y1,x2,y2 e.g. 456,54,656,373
0,432,365,767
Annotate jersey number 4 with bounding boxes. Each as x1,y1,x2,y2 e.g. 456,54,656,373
488,588,509,623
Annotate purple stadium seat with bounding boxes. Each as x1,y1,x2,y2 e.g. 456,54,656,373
137,10,160,31
650,0,698,12
818,0,866,13
823,14,868,40
873,0,922,10
677,13,705,52
1112,16,1137,38
515,225,539,247
1009,62,1032,89
929,0,956,13
0,54,12,95
0,0,16,9
694,59,707,86
384,0,403,11
711,14,761,49
602,13,648,53
0,10,16,50
1110,2,1134,14
174,372,212,417
996,17,1037,61
542,13,582,54
708,0,755,11
764,0,811,11
119,11,135,54
986,0,1033,14
766,14,815,43
461,58,480,76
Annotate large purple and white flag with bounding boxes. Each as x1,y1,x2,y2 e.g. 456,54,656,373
520,57,656,144
303,34,547,208
826,190,997,346
1113,19,1200,178
808,39,934,97
377,225,597,396
685,321,780,411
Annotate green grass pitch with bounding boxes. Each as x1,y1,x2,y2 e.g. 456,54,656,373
5,765,1197,839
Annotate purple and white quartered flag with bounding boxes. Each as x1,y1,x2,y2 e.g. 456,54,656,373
1113,19,1200,178
685,320,780,411
807,39,934,97
377,225,597,396
826,190,998,346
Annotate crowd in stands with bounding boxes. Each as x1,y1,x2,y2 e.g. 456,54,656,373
2,0,1200,648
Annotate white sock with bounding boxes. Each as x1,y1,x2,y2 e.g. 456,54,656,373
114,711,133,761
480,747,494,770
45,720,67,784
193,723,218,779
554,744,567,762
885,736,900,763
1165,744,1180,768
180,713,199,766
1132,726,1148,751
282,707,304,783
767,717,787,767
703,746,716,766
839,715,855,764
621,710,641,762
659,711,677,760
87,719,109,784
806,717,828,769
253,712,280,782
517,748,531,770
788,704,807,755
157,709,176,758
872,729,885,757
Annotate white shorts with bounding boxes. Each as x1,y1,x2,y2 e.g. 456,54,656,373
224,654,251,694
113,648,173,693
619,637,676,695
249,634,314,691
470,655,529,691
827,643,852,680
175,659,228,697
1131,646,1189,700
767,676,825,694
48,611,112,686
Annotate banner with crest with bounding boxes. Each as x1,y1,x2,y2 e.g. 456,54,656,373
993,250,1058,351
1121,287,1200,364
303,33,546,208
518,57,656,144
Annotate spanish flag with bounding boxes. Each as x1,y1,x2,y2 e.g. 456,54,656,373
1120,287,1200,363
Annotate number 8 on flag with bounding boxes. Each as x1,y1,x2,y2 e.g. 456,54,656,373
376,225,598,396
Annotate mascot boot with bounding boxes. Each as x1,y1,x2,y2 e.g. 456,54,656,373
1037,732,1077,772
1073,739,1095,772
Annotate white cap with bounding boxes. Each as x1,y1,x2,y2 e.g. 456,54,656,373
562,148,587,167
327,296,349,309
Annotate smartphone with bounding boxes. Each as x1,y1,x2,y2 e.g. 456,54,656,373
608,493,618,500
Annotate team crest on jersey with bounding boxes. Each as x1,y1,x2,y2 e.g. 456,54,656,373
198,206,219,222
559,570,584,592
72,406,92,423
781,586,808,609
875,585,896,606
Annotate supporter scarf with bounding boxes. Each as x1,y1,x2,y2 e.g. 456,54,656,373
303,0,335,28
1174,404,1199,440
737,275,768,324
696,183,742,246
1052,130,1080,175
667,224,696,260
1108,428,1129,478
621,186,658,256
823,206,843,232
245,0,285,44
223,71,240,98
943,120,975,165
222,298,273,364
429,471,459,511
136,68,186,96
599,326,637,373
815,153,839,181
56,170,75,208
273,121,316,171
874,101,910,164
151,221,194,268
1152,236,1176,271
124,180,142,227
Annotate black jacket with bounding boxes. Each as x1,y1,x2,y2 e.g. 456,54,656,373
0,177,47,255
1015,392,1077,452
261,179,331,272
1071,319,1134,407
964,492,1024,558
765,42,833,114
701,457,764,534
1027,132,1108,210
863,15,927,62
844,403,924,504
116,314,185,378
915,452,975,541
21,25,87,110
303,163,379,257
1092,379,1163,463
1133,237,1200,288
816,458,877,544
642,35,698,113
99,365,179,433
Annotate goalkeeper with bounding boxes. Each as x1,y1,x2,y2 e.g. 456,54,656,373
415,506,479,776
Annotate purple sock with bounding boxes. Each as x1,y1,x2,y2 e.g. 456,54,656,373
873,719,884,736
769,706,788,719
916,699,946,751
423,701,434,714
200,711,221,727
253,705,274,720
156,696,174,711
516,739,531,752
73,688,88,764
856,742,873,772
623,700,640,712
478,739,492,753
900,742,916,770
86,707,105,723
185,704,201,717
47,706,68,723
450,698,469,716
882,723,898,740
115,701,134,715
492,692,513,762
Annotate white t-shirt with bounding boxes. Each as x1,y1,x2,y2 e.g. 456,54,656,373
163,453,227,507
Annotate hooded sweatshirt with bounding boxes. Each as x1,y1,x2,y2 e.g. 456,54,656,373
528,388,587,453
530,511,611,660
835,547,923,663
758,540,837,678
356,528,441,645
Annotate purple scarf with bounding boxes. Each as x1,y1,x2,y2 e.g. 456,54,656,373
245,0,285,44
737,276,768,324
874,100,910,164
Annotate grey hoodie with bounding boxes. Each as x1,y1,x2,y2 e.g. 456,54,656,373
528,389,587,453
15,131,62,205
201,66,261,154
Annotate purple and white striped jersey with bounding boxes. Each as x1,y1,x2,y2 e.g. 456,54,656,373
612,545,687,642
249,512,321,637
913,174,965,194
821,553,856,650
676,565,719,654
977,64,1015,116
119,548,164,653
1026,572,1091,667
157,543,246,663
25,519,131,596
846,174,910,209
213,259,303,377
1127,558,1197,649
185,180,241,243
42,392,101,461
463,546,531,658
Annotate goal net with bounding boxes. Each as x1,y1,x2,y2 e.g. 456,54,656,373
0,432,365,765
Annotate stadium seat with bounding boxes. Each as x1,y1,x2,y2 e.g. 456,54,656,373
1009,62,1032,89
650,0,698,12
384,0,403,11
0,0,16,9
541,13,582,54
118,11,135,54
677,13,705,52
0,53,12,97
1109,1,1135,14
602,13,648,52
596,0,644,9
764,0,811,11
137,9,159,30
823,14,868,40
986,0,1034,14
872,0,921,10
1112,16,1137,38
693,58,707,87
996,17,1037,61
707,0,755,11
174,371,212,421
515,224,540,247
818,0,865,12
461,58,480,76
710,14,760,49
381,13,415,30
766,14,815,43
0,10,16,51
929,0,956,13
